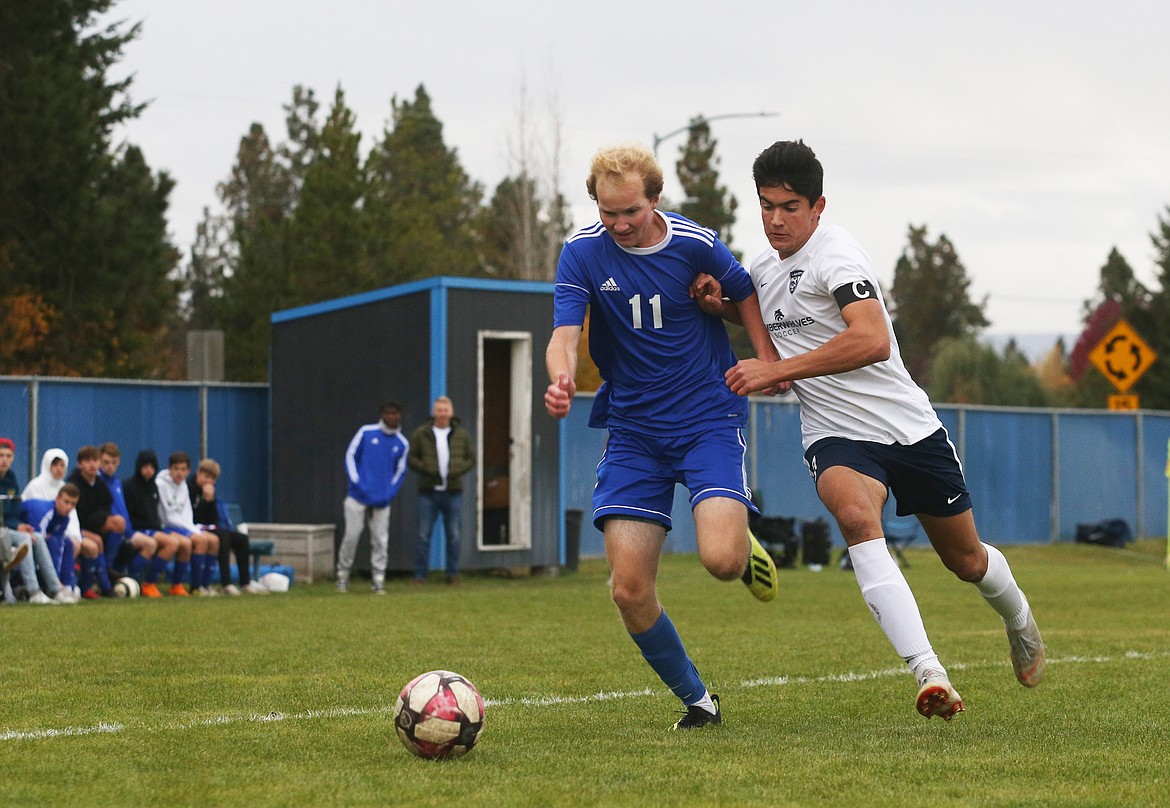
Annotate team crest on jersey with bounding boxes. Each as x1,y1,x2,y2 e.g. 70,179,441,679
788,269,804,294
773,309,784,321
600,277,621,292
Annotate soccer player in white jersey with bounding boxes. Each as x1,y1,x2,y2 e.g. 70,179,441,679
544,143,781,730
696,140,1045,721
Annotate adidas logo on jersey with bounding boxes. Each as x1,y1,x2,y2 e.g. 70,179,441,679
600,277,621,292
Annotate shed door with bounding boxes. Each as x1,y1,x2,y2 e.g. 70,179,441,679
477,331,532,550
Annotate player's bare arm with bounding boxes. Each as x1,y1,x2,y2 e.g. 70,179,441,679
730,291,780,363
689,273,743,324
725,298,890,396
691,275,789,395
544,325,581,419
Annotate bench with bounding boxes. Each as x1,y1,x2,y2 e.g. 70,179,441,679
227,503,277,581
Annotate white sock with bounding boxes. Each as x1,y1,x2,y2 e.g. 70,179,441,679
688,691,717,715
976,543,1030,631
849,538,941,680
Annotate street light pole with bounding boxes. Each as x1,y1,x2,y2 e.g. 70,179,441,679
652,111,779,158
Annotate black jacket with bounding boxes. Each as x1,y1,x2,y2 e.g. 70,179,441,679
123,450,165,531
67,468,114,535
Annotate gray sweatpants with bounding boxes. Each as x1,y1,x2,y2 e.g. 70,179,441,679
2,527,63,600
336,496,390,581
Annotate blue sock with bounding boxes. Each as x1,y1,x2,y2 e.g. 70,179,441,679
147,556,167,584
173,559,190,587
95,552,113,592
78,556,95,592
128,554,149,581
190,555,205,588
629,610,706,705
104,532,125,567
60,542,76,588
198,553,215,587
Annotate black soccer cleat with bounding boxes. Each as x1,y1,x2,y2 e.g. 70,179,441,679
672,694,722,730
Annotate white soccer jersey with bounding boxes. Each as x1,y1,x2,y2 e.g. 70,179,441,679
749,224,941,449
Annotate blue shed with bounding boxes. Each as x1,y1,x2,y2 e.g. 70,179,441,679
269,276,562,576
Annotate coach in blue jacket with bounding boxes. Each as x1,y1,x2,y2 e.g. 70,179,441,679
336,401,409,594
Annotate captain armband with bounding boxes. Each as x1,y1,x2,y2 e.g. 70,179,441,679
831,279,877,310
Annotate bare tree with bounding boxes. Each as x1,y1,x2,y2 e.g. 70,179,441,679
481,66,570,281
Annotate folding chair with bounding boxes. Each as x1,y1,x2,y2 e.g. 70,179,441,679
883,513,921,568
227,503,274,580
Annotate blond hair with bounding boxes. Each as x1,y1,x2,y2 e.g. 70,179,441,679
197,458,221,479
586,143,663,202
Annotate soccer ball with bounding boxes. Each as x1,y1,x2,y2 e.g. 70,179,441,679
113,577,140,598
392,670,485,759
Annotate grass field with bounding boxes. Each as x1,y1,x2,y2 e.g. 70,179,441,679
5,539,1170,807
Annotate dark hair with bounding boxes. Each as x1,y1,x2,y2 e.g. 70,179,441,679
752,140,823,203
135,450,159,476
168,451,191,468
60,482,81,499
76,445,100,462
380,400,402,414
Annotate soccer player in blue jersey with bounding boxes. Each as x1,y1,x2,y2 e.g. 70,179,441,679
22,483,84,602
98,442,162,589
545,143,782,730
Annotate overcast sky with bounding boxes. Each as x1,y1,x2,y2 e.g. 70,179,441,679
99,0,1170,338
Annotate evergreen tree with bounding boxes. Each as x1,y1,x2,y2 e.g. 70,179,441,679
183,115,299,381
286,87,371,302
1130,207,1170,408
889,225,989,385
1066,246,1159,407
184,84,483,380
479,175,568,280
365,85,482,282
674,117,738,249
0,0,180,376
1092,246,1149,311
183,208,230,330
928,337,1049,406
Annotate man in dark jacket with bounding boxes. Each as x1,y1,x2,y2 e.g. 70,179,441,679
407,396,474,584
65,445,117,597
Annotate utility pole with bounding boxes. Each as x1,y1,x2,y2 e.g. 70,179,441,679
652,111,779,158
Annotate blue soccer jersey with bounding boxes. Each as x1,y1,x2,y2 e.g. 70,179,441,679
553,210,754,435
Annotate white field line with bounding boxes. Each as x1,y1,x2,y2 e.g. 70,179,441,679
4,650,1167,743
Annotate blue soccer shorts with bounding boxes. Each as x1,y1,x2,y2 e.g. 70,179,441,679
592,426,756,531
803,427,971,517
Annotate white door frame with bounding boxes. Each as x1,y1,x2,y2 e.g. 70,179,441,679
476,330,532,551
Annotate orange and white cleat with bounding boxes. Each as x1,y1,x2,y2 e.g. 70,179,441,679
915,671,965,721
1007,612,1046,687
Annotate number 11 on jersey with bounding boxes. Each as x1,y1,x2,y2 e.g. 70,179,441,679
629,294,663,330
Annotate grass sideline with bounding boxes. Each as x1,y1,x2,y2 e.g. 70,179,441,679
4,539,1170,807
